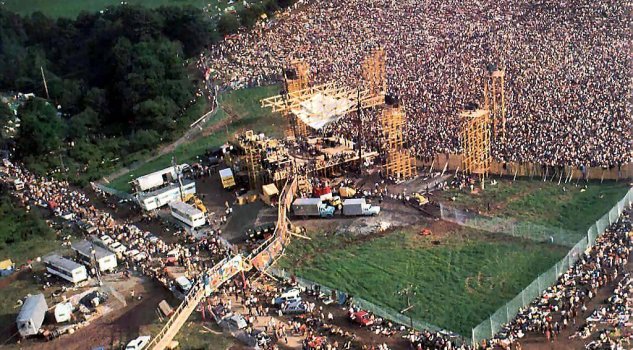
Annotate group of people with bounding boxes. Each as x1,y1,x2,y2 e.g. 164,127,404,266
494,209,632,349
3,160,231,293
204,0,631,168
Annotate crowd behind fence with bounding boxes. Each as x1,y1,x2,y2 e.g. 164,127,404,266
267,267,459,342
470,187,633,345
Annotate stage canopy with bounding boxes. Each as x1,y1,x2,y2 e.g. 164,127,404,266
292,93,355,130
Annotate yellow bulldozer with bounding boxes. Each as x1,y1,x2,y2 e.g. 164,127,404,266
181,193,208,213
413,193,429,206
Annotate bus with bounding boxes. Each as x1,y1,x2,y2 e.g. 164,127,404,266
169,201,206,228
43,255,88,284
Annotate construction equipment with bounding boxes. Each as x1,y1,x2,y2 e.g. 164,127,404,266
181,193,207,214
338,186,356,198
412,193,429,205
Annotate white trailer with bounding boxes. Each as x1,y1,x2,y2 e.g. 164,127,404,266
131,164,189,192
72,240,118,273
44,255,88,284
17,294,47,337
137,180,196,211
169,201,206,228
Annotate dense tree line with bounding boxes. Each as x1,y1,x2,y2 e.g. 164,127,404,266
0,1,295,184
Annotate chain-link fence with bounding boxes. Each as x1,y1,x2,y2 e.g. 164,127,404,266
471,187,633,345
90,181,134,200
439,203,582,246
267,267,462,342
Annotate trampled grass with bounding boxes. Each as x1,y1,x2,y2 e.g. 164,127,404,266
278,228,568,336
107,86,285,192
1,0,224,18
435,179,630,232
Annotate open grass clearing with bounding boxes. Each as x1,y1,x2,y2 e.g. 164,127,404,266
278,226,568,336
434,179,630,233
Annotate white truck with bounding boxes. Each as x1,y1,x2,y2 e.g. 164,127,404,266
342,198,380,216
292,198,335,218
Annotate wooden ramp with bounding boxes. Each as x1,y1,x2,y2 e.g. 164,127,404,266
149,287,206,350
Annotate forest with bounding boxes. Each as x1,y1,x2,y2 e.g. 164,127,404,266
0,1,293,184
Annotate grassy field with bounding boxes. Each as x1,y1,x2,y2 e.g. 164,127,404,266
434,179,630,233
107,86,285,192
1,0,223,18
0,193,64,266
278,227,568,336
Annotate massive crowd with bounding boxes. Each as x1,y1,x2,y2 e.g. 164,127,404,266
205,0,631,168
494,209,632,349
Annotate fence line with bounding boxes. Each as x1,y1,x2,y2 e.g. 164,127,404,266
470,187,633,345
90,181,134,200
267,267,461,342
439,203,582,247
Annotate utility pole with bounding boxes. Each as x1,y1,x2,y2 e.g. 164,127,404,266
91,245,103,286
357,87,363,175
173,156,184,200
398,284,417,329
40,66,50,100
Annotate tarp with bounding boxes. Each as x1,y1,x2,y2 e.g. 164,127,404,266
339,187,356,198
54,302,73,323
0,259,13,270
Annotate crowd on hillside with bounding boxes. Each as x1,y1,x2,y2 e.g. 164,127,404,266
204,0,631,168
494,209,632,349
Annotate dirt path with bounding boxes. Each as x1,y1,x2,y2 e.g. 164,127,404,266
101,105,218,184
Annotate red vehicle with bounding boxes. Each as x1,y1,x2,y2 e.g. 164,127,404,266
350,311,374,326
312,185,332,198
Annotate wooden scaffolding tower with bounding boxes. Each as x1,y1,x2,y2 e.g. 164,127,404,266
483,69,506,138
284,60,311,138
460,109,491,176
361,47,387,108
381,105,416,180
242,131,263,190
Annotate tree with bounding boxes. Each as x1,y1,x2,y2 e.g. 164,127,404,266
15,98,66,157
158,6,219,56
132,96,179,132
129,129,161,151
217,13,240,36
68,107,100,140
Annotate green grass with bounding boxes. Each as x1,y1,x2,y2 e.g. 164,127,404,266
107,86,285,192
0,194,62,266
1,0,226,18
436,179,630,232
0,275,48,338
0,235,62,267
278,228,568,336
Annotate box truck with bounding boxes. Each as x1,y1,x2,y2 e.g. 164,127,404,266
342,198,380,216
291,198,335,218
